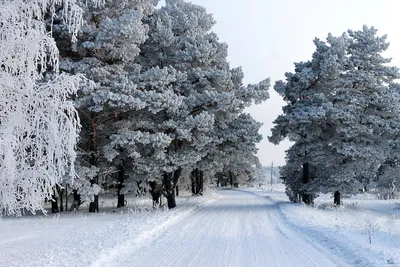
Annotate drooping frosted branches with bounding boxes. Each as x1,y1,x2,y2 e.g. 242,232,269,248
0,0,102,215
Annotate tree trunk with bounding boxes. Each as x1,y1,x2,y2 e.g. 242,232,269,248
176,185,179,196
191,169,203,195
229,171,234,187
301,163,312,205
59,187,64,212
199,170,204,195
65,185,68,212
70,189,82,211
191,170,197,195
163,172,176,209
88,116,99,213
73,189,81,205
334,190,341,206
51,190,59,213
163,168,182,209
117,194,125,208
89,194,99,212
117,164,125,208
216,173,222,187
166,186,176,209
149,181,161,208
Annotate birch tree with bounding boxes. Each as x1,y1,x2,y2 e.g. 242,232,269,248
0,0,103,215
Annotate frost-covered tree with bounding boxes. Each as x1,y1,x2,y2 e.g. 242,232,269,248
52,0,268,210
270,26,400,205
53,0,161,211
375,158,400,199
321,26,400,204
268,35,344,203
207,113,264,188
134,0,269,207
0,0,103,215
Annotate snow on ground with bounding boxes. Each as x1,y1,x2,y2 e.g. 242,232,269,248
0,192,218,267
104,189,348,267
1,186,399,267
253,184,400,266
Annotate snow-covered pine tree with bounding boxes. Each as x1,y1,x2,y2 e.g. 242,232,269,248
270,26,400,205
207,113,264,188
0,0,102,215
53,0,160,211
268,35,347,204
193,64,269,191
375,157,400,199
135,0,269,207
323,26,400,204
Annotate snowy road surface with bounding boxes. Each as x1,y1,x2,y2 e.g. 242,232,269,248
95,189,347,267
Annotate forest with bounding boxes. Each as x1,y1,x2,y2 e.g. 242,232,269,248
1,0,399,216
0,0,268,216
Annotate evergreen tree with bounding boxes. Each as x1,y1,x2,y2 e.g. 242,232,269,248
322,26,400,204
270,26,400,205
54,0,269,210
135,0,269,207
53,0,159,211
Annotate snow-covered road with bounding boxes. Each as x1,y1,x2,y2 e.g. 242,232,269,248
98,189,347,267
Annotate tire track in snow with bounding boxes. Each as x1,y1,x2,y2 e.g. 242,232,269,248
90,196,219,267
248,190,378,267
96,189,349,267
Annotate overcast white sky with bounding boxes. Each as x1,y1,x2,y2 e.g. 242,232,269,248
164,0,400,166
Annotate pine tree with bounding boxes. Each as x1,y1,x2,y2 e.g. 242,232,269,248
322,26,400,204
53,0,158,211
269,36,345,203
135,0,269,207
270,26,400,205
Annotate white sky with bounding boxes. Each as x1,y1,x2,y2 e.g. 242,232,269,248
164,0,400,166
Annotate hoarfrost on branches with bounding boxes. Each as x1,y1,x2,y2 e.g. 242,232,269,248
0,0,101,215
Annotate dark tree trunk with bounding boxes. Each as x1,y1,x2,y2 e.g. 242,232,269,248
163,168,182,209
176,185,179,196
163,172,176,209
117,194,125,208
117,164,125,208
191,170,197,195
301,163,312,205
51,188,59,213
216,173,222,187
229,171,234,187
59,187,64,212
73,189,81,205
70,189,82,211
89,194,99,212
88,116,99,213
199,171,204,194
191,169,203,195
166,186,176,209
149,181,161,208
334,190,341,206
65,185,68,212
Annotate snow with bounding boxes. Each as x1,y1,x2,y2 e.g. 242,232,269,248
1,187,399,266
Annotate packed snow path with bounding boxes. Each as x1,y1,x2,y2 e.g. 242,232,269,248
97,189,347,267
